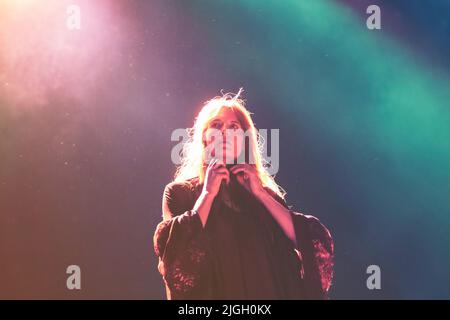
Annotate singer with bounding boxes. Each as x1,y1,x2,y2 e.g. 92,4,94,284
153,91,334,299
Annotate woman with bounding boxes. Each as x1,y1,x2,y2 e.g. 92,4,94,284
153,91,334,299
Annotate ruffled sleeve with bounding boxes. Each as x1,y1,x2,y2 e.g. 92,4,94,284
291,212,334,299
264,188,334,299
153,181,212,299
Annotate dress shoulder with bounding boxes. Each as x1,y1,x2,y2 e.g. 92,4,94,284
162,177,201,219
164,177,199,197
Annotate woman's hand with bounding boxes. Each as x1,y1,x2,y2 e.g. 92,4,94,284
194,158,230,228
202,158,230,198
229,164,266,198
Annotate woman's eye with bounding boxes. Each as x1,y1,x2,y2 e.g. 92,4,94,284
230,123,240,130
210,122,222,129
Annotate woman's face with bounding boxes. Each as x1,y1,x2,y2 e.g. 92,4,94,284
203,107,245,164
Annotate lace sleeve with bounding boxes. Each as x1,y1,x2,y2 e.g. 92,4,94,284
263,187,334,298
153,182,211,299
291,212,334,299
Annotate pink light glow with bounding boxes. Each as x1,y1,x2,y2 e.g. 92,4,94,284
0,0,130,112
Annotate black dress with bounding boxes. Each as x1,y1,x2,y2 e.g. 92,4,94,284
153,177,334,300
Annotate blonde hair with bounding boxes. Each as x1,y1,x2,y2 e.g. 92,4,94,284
174,89,286,199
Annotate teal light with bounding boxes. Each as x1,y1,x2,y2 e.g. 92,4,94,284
194,0,450,297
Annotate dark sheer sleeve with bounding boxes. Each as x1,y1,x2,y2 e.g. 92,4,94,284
153,181,211,299
291,212,334,299
264,187,334,299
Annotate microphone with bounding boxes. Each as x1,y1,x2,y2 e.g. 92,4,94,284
218,164,234,202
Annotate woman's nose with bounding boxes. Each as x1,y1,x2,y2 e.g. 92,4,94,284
221,129,226,142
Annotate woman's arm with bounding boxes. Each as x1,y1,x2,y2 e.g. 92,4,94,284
229,164,297,247
255,188,298,248
193,158,230,227
229,164,334,298
153,181,212,299
257,189,334,298
192,190,216,228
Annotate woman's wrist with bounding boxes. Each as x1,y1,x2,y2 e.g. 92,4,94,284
200,188,218,201
194,191,213,210
254,186,269,203
193,190,216,228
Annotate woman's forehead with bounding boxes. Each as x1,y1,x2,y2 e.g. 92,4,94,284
211,107,240,121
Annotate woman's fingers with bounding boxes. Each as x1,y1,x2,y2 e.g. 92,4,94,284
208,158,231,185
229,163,251,172
214,168,229,176
217,167,230,178
230,166,245,174
216,171,230,185
232,169,248,181
230,164,254,178
213,159,226,168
